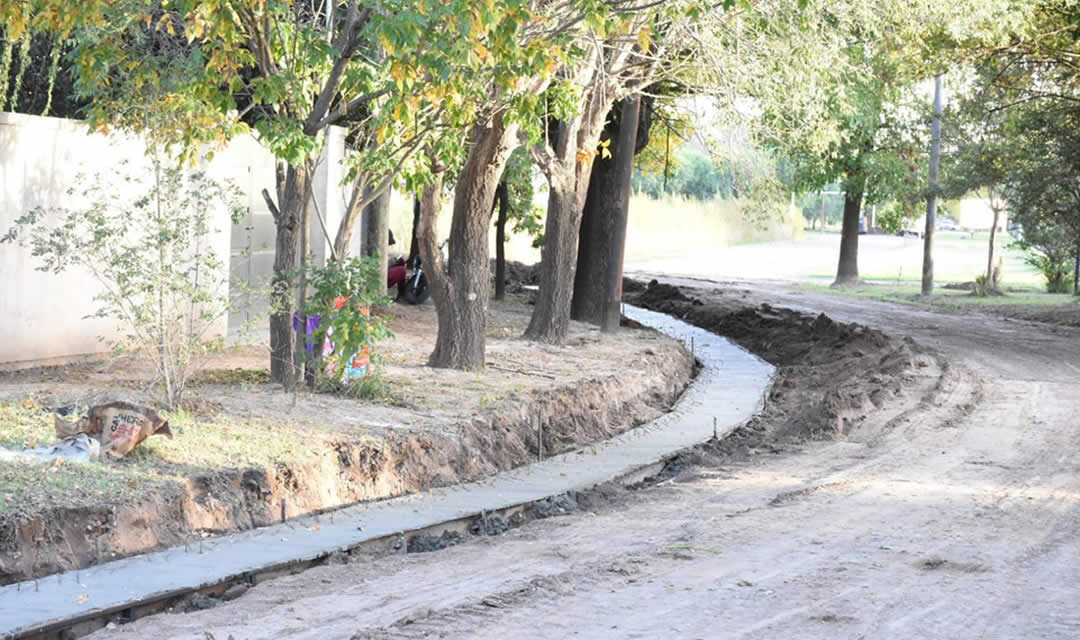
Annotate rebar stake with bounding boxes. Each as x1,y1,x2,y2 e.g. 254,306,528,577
537,411,544,461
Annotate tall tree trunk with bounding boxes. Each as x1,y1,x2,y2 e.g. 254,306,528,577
987,203,1000,285
922,73,943,297
408,195,421,266
267,163,313,388
834,184,864,286
526,173,591,343
600,93,642,333
425,116,519,370
1074,238,1079,296
528,45,624,343
571,153,616,323
296,176,312,385
493,181,509,301
571,93,655,324
362,188,390,295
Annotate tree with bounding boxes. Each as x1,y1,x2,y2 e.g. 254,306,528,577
1001,104,1080,293
941,91,1016,292
22,0,526,386
572,94,653,325
744,0,1023,285
411,1,586,370
527,2,709,343
943,2,1080,293
493,147,541,301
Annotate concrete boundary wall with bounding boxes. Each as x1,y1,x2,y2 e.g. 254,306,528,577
0,112,346,367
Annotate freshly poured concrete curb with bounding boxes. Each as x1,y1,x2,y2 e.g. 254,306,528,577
0,305,774,638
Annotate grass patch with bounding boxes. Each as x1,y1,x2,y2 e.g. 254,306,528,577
0,394,366,521
0,397,335,471
796,282,1079,317
191,368,271,385
0,459,181,519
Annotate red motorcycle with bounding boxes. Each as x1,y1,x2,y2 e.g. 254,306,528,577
387,254,429,305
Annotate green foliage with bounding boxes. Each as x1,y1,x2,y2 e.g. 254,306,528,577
2,156,246,408
300,256,393,388
635,148,721,201
1014,227,1076,294
875,200,921,234
742,0,1024,224
500,147,545,248
973,258,1002,297
634,146,761,202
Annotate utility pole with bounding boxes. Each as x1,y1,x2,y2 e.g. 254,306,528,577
922,73,943,296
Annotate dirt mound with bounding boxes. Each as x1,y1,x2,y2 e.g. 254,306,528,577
491,260,541,292
634,279,701,308
629,280,931,441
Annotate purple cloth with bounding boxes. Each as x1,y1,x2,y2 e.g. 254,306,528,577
292,313,322,353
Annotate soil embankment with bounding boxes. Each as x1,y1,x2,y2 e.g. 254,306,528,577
626,278,954,464
0,302,693,585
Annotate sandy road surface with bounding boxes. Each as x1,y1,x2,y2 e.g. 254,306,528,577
94,279,1080,640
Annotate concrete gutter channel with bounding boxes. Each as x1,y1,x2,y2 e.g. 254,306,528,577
0,305,775,639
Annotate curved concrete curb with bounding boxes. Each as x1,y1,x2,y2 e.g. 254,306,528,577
0,305,774,639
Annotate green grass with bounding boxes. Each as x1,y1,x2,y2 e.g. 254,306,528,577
797,281,1079,315
801,231,1045,287
0,395,367,521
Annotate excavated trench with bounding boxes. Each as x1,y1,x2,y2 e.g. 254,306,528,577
0,337,694,586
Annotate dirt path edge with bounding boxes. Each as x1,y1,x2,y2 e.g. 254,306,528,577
0,333,693,586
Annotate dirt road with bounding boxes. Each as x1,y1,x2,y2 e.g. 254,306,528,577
94,279,1080,640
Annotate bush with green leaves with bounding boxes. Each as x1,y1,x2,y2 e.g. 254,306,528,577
1011,224,1076,294
299,256,393,391
3,158,245,408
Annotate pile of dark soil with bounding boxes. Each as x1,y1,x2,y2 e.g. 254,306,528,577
492,260,541,293
627,279,932,443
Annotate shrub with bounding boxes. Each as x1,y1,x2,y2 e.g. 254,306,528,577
3,157,245,408
299,256,393,390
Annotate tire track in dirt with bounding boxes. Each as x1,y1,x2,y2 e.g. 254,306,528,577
88,278,1080,640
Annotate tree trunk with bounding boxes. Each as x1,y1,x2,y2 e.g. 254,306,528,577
526,174,590,343
268,163,313,388
408,195,421,266
425,116,520,370
921,73,943,297
987,205,1000,285
571,149,617,323
1074,239,1079,295
834,185,863,286
332,179,364,260
494,181,509,301
295,177,312,385
362,188,390,295
600,93,642,333
571,94,654,324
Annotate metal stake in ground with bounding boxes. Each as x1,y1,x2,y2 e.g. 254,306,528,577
537,411,544,461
